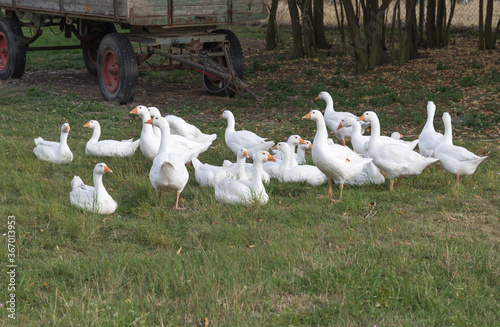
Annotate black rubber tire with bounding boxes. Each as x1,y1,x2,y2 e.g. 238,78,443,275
0,17,26,79
97,33,138,104
82,23,117,76
202,29,244,97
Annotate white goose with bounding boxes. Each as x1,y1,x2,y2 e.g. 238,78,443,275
338,117,418,155
70,163,117,214
302,110,373,200
84,120,139,157
130,106,212,163
215,151,276,205
33,123,73,164
316,91,369,146
359,111,439,191
221,110,274,158
223,149,270,183
148,106,217,143
342,143,386,186
264,135,305,176
275,142,328,186
418,101,443,157
147,116,189,210
433,112,488,183
391,132,419,149
296,140,312,165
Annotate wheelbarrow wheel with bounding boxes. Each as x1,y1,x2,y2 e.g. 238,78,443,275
97,33,138,104
0,17,26,80
82,22,117,76
203,29,244,97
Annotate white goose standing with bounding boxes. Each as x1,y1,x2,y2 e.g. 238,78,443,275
84,120,139,157
70,163,117,214
302,110,372,200
358,111,439,191
433,112,488,183
418,101,443,157
221,110,274,158
33,123,73,164
147,116,189,210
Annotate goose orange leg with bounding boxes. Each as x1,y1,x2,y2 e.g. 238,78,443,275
389,179,394,191
455,172,460,184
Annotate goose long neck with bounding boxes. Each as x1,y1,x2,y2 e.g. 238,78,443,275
93,173,107,198
251,160,264,189
90,124,101,142
425,106,436,131
279,146,291,172
225,114,236,136
368,116,381,139
236,155,247,178
59,131,69,146
442,117,454,145
324,95,334,113
141,112,153,134
314,117,329,146
157,122,171,155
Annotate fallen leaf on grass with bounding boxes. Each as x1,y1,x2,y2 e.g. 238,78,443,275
42,281,49,291
176,247,182,255
205,317,209,327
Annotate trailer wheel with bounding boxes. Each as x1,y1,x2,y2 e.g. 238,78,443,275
203,29,244,97
82,23,117,76
0,17,26,79
97,33,138,104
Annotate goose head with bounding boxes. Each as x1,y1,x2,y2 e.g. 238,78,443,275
287,135,306,147
253,151,276,163
315,91,331,102
337,117,358,130
357,111,377,123
299,140,312,150
83,120,99,129
147,106,162,118
302,110,323,122
221,110,234,120
94,163,113,175
238,148,249,159
61,123,70,133
129,105,148,116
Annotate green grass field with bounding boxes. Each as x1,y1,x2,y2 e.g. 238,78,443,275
0,24,499,326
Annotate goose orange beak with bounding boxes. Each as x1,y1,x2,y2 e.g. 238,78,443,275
315,95,320,100
267,154,277,162
243,150,249,158
129,108,138,114
309,143,313,150
337,122,343,130
357,114,365,121
104,165,113,173
83,122,90,128
145,118,153,125
65,125,70,132
299,138,306,144
302,113,311,120
272,144,278,150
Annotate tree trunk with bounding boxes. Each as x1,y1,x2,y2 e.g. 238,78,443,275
484,0,494,49
266,0,280,50
426,0,437,47
479,0,485,49
313,0,330,48
288,0,304,58
301,0,315,57
341,0,369,72
399,0,418,65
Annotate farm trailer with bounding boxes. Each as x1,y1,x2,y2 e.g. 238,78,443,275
0,0,268,103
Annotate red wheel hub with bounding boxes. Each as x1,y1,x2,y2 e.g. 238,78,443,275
101,49,119,93
0,32,8,71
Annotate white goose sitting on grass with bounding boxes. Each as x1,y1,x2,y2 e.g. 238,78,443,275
302,110,373,201
192,148,249,187
70,163,117,214
33,123,73,164
215,151,276,205
433,112,488,183
221,110,274,159
84,120,139,157
358,111,439,191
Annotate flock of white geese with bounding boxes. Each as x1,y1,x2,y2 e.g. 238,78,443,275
32,91,488,214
